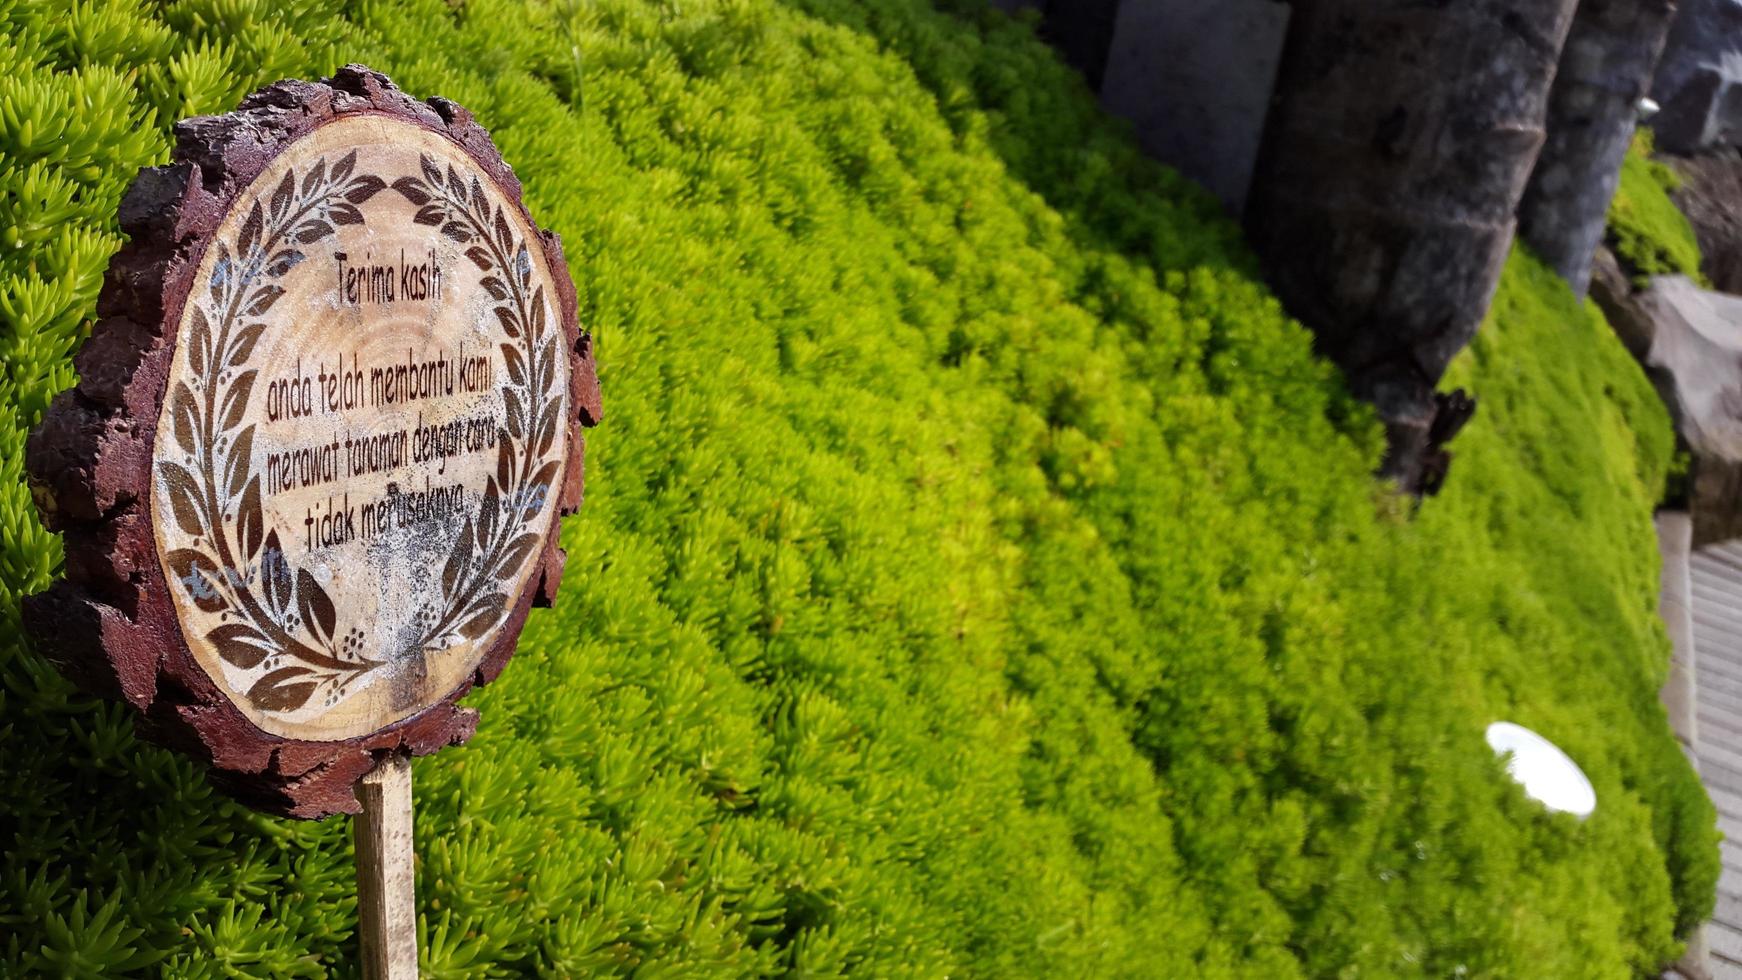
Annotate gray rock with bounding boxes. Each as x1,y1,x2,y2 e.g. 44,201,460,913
1594,263,1742,544
1663,149,1742,293
1636,276,1742,461
1590,246,1656,359
1097,0,1290,213
1651,0,1742,151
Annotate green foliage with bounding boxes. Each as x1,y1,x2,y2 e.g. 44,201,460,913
1609,130,1704,283
0,0,1715,976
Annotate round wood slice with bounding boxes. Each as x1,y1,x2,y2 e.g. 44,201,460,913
23,65,602,819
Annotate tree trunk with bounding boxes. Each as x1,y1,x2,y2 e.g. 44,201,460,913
1520,0,1679,299
1245,0,1581,494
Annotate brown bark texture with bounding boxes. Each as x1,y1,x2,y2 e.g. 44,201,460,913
1246,0,1580,494
22,65,603,819
1519,0,1678,299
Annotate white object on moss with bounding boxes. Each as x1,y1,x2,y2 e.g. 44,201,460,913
1486,721,1597,819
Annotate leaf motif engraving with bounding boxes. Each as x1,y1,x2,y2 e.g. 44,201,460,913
331,149,357,184
529,460,561,495
171,385,200,455
496,439,514,491
239,203,264,256
457,593,507,640
479,478,500,544
261,529,293,616
536,346,555,393
329,202,364,226
248,667,316,712
229,323,266,368
269,171,295,222
535,410,558,459
209,623,271,668
243,286,283,317
160,461,205,537
225,425,255,499
220,370,257,432
443,519,475,597
188,314,210,377
501,343,526,387
293,219,335,244
391,176,430,205
265,250,305,277
296,569,337,646
498,534,539,578
238,476,264,561
344,174,386,204
301,159,327,196
188,304,213,353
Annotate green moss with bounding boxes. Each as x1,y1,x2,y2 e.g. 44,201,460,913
0,0,1715,975
1609,131,1704,283
1437,250,1717,950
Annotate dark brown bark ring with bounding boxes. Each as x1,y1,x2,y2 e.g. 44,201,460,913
23,65,601,819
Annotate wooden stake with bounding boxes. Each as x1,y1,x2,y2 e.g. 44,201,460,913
356,754,418,980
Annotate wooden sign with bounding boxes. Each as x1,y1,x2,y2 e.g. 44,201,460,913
25,65,602,819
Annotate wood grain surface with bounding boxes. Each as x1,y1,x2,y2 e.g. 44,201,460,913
23,65,602,818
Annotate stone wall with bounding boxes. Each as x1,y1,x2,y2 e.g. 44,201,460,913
1008,0,1289,214
1098,0,1288,212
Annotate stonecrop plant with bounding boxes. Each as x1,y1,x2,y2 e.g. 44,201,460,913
1610,130,1705,284
0,0,1718,976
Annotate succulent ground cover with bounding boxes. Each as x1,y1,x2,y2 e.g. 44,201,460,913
0,0,1717,975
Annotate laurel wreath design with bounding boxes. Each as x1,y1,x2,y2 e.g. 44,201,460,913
159,150,563,714
393,155,565,659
